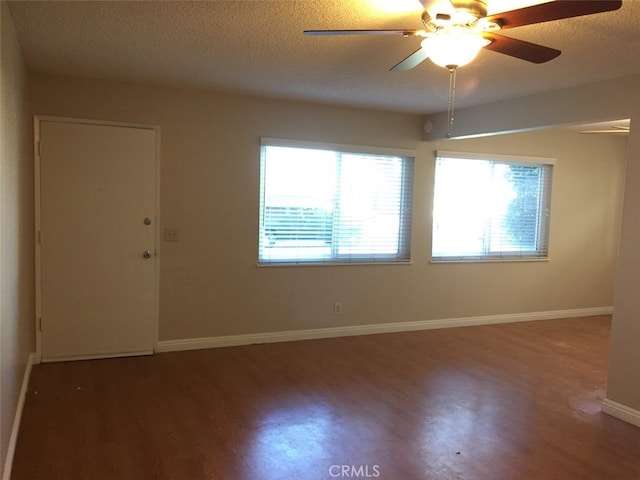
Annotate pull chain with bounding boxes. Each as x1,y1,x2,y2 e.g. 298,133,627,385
445,66,457,139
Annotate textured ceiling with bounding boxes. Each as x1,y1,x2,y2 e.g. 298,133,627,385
7,0,640,115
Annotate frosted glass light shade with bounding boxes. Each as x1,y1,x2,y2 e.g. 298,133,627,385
422,29,490,69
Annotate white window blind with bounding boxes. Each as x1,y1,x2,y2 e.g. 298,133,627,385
259,139,415,265
432,151,554,261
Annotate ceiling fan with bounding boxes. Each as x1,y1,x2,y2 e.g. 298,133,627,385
305,0,622,137
304,0,623,71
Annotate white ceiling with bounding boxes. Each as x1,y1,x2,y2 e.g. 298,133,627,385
7,0,640,115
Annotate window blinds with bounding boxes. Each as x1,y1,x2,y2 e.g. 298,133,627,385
432,151,554,261
259,140,415,265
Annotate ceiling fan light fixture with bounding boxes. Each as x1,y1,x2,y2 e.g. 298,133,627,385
421,28,490,69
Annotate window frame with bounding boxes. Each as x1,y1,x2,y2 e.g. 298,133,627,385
431,150,555,263
258,138,416,266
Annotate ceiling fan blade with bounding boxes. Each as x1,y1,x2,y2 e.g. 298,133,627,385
487,0,622,30
304,29,427,37
483,32,561,63
390,47,429,72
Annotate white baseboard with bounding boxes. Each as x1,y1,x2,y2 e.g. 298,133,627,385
2,352,36,480
602,398,640,428
157,306,612,353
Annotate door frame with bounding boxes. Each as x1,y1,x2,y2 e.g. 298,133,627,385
34,115,161,363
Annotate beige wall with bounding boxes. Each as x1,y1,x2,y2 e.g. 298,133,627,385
418,132,626,317
608,119,640,411
0,2,35,474
29,73,626,345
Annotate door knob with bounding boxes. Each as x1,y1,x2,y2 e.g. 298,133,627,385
143,250,152,259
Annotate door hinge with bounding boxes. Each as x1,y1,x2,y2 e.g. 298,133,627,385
37,230,42,245
38,317,42,332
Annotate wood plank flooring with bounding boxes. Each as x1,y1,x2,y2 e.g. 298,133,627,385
12,316,640,480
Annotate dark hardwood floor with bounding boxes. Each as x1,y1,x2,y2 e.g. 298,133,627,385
12,316,640,479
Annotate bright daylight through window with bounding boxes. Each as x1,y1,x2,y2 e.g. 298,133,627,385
259,139,414,265
432,151,554,261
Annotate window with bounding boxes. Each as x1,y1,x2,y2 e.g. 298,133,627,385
259,139,415,265
432,150,554,261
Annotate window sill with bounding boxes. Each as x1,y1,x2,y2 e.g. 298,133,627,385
257,261,414,268
430,257,550,264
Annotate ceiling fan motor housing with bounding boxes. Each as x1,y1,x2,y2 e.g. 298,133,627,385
451,0,488,19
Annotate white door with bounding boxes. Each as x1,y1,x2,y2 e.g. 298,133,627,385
38,120,158,362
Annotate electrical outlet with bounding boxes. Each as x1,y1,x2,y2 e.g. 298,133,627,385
164,227,179,242
333,302,342,315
